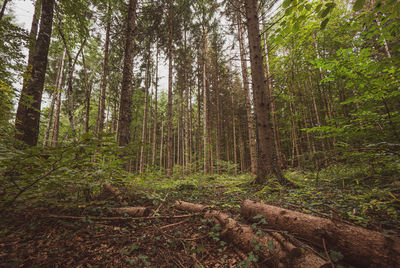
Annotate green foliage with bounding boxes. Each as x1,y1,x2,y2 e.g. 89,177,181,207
0,133,128,208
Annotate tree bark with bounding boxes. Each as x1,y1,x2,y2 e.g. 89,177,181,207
263,37,284,169
202,32,209,175
241,199,400,268
139,45,151,173
151,46,159,166
97,6,111,134
231,93,237,175
0,0,9,21
175,201,327,267
15,0,54,147
51,50,66,147
166,5,174,177
117,0,137,149
237,11,257,175
244,0,286,184
82,50,91,134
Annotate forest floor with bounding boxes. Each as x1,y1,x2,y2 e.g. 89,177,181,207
1,169,400,267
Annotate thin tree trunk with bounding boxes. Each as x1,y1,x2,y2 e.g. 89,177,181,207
43,53,64,147
160,119,164,169
15,0,54,146
51,51,66,147
82,50,91,134
203,32,209,175
214,57,221,175
117,0,137,150
237,11,257,175
166,5,174,176
152,46,159,166
139,45,151,173
263,37,284,169
97,6,111,134
231,93,237,175
0,0,9,21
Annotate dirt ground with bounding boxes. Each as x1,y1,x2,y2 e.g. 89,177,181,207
0,203,259,268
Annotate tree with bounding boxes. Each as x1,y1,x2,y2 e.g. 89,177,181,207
117,0,137,149
243,0,287,184
15,0,55,146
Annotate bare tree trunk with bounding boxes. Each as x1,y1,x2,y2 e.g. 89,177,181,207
166,5,174,176
97,7,111,134
117,0,137,150
15,0,54,146
159,119,164,169
237,11,257,175
0,0,9,20
214,58,221,175
244,0,286,184
202,32,209,175
51,51,66,147
231,93,237,175
82,50,91,134
139,45,151,173
43,53,64,147
152,46,159,166
263,37,284,169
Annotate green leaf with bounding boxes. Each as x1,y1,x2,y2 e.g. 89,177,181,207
282,0,293,9
320,7,331,18
353,0,365,11
320,18,330,30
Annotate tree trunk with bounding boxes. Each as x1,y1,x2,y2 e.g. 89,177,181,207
15,0,54,147
175,201,327,267
43,52,64,147
237,11,257,175
117,0,137,149
202,32,209,175
139,45,151,173
244,0,285,184
0,0,9,21
214,57,221,175
97,7,111,134
151,46,159,166
82,50,91,134
51,50,66,147
241,199,400,268
159,119,164,169
263,37,284,169
166,5,174,177
231,93,237,175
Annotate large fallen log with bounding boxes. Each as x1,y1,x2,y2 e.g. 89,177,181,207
175,201,327,267
241,199,400,268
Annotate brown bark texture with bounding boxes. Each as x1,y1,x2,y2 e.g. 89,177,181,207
15,0,54,146
117,0,137,147
241,199,400,268
175,201,327,267
97,8,111,134
244,0,282,183
166,5,173,176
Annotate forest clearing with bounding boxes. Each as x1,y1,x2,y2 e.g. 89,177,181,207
1,0,400,267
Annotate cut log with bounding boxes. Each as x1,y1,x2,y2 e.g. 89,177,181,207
113,207,152,217
241,199,400,268
175,201,327,267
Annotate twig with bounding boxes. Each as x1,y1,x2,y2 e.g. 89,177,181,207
45,213,201,221
159,219,189,230
322,238,335,268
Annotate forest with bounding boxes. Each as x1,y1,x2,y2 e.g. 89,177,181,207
0,0,400,267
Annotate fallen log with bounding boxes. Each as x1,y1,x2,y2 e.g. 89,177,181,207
175,201,327,267
241,199,400,268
